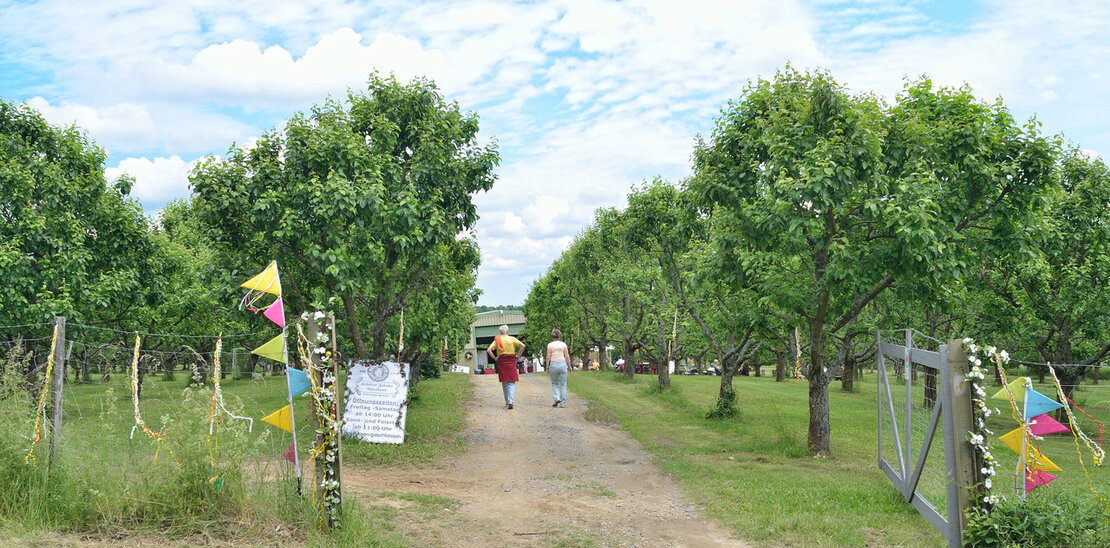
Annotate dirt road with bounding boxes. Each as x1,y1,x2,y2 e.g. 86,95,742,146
344,372,748,547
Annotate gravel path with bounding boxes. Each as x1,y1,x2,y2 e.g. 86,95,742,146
343,372,749,547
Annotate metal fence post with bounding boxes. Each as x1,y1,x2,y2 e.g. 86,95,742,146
48,315,66,467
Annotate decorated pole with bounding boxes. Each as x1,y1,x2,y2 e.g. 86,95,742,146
242,260,303,493
275,265,302,491
302,312,342,529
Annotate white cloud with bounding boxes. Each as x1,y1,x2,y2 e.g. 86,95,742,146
5,0,1110,306
24,97,156,152
104,156,199,204
126,28,455,107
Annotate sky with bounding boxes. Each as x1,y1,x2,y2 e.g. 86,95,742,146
2,0,1108,306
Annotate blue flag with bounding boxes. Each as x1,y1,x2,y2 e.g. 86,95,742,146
1024,387,1063,420
287,367,310,397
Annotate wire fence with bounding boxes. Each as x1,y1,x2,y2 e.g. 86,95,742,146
1,320,304,478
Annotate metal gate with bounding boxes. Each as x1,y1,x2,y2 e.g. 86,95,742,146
877,329,963,547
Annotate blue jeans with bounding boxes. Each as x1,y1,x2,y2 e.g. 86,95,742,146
502,381,515,405
549,361,568,403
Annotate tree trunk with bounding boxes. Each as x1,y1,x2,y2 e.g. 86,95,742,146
808,373,831,456
775,351,786,382
921,367,937,408
599,338,610,370
409,352,424,390
841,354,855,392
656,313,670,390
81,345,89,382
753,351,762,377
342,294,369,360
622,339,634,379
719,357,735,399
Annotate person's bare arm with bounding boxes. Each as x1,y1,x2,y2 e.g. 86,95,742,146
562,346,571,364
546,345,553,364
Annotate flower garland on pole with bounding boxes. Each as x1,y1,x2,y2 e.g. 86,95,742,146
962,338,1003,511
297,311,342,530
24,323,59,466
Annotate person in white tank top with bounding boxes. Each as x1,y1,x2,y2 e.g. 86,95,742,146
546,328,571,407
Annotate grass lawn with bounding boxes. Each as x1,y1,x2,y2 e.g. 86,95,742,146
567,370,1110,547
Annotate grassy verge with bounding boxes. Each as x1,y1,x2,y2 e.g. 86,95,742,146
0,355,472,546
568,371,1110,547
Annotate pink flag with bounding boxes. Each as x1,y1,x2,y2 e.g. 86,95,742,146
1025,469,1056,493
282,442,296,464
1028,413,1070,436
264,298,286,328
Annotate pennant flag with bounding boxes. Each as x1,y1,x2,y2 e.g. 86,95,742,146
1025,469,1056,493
992,377,1030,403
263,297,286,328
241,261,282,296
262,405,293,433
282,442,297,464
1000,428,1062,471
252,334,285,363
1024,388,1064,420
1028,413,1070,436
287,367,309,397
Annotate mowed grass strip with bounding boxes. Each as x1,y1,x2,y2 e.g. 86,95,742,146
569,372,941,547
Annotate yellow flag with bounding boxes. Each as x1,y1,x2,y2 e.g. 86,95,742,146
991,377,1030,403
251,334,285,363
999,427,1062,472
261,405,293,433
241,261,282,296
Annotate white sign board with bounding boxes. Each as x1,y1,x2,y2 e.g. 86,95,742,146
450,364,470,374
342,361,409,444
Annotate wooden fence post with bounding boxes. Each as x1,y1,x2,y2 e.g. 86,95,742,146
948,338,983,542
48,315,66,467
308,314,342,528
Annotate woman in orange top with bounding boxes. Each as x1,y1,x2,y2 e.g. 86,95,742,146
487,325,525,409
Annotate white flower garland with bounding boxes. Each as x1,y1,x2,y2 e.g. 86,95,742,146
963,337,1006,509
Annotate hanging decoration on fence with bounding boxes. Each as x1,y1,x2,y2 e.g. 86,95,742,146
794,325,803,381
238,260,302,489
128,333,181,466
206,335,255,489
24,323,59,466
1047,365,1109,512
207,336,254,433
991,371,1067,497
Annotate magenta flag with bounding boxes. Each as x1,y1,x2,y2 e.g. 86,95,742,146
1028,413,1070,436
264,297,286,328
1025,469,1056,493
